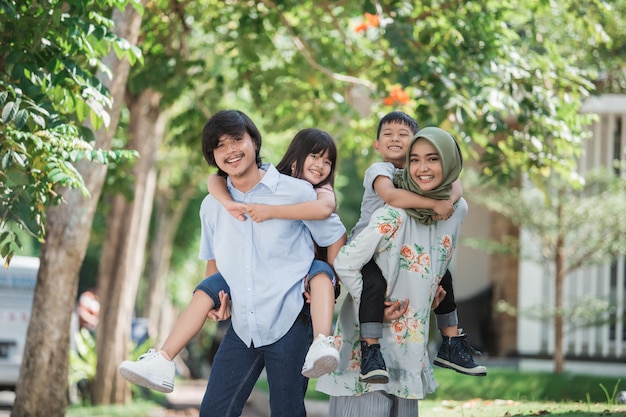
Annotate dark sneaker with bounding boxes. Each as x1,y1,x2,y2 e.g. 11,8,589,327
359,341,389,384
434,333,487,376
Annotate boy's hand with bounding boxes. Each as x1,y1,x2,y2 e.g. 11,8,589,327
224,200,247,221
207,291,231,321
246,204,274,222
384,299,409,321
432,200,454,220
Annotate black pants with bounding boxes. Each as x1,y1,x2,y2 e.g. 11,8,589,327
359,259,456,323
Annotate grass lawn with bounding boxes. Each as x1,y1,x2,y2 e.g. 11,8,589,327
67,367,626,416
301,367,626,416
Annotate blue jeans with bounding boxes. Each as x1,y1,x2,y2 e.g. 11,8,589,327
199,308,312,417
195,260,336,308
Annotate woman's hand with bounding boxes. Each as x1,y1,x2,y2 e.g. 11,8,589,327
384,298,409,321
207,291,231,321
431,285,447,310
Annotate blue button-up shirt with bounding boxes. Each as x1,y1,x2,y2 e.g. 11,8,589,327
199,164,346,347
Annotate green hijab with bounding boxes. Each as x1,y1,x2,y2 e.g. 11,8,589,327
393,127,463,225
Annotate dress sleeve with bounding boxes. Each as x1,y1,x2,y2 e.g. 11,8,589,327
334,207,399,302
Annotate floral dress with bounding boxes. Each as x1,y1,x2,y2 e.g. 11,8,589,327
316,198,468,400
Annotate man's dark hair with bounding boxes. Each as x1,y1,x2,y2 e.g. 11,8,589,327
202,110,263,176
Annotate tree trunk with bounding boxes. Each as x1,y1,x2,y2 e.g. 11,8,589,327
554,198,566,374
142,185,197,342
91,88,166,404
10,5,144,417
489,211,520,357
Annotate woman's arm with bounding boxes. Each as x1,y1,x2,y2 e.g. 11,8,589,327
207,174,247,221
246,191,335,222
334,208,395,301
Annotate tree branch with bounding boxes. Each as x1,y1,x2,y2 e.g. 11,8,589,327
259,0,376,91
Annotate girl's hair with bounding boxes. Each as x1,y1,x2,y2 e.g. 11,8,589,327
276,128,338,188
202,110,263,176
376,111,420,140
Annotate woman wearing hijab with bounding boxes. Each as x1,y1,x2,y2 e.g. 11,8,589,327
316,127,467,417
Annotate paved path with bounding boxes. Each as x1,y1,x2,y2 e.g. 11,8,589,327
0,382,325,417
163,380,328,417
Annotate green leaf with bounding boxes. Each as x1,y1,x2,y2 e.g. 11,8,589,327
14,109,28,129
2,101,16,123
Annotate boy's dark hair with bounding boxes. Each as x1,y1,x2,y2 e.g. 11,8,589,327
276,128,338,188
376,111,419,140
201,110,263,176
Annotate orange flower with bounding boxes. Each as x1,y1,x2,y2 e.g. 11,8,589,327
400,245,415,260
383,86,410,105
417,253,430,267
364,12,380,27
393,320,405,333
442,235,451,249
355,12,380,33
355,22,369,33
378,223,393,234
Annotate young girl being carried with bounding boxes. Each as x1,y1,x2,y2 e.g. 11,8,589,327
119,128,344,393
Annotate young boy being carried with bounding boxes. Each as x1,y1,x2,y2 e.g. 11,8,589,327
351,111,487,384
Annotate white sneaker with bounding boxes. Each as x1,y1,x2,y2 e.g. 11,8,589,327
118,348,175,393
301,334,339,379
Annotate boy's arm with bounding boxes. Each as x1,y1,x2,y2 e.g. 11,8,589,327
207,174,247,221
432,179,463,221
246,192,335,222
375,176,464,220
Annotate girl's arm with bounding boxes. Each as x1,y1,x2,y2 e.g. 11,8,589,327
207,174,247,221
246,190,335,222
374,176,464,219
325,232,347,268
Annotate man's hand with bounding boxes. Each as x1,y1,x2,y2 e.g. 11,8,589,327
384,298,409,322
431,285,446,310
207,291,231,321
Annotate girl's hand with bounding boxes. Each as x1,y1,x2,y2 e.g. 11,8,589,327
246,204,274,223
432,200,454,220
207,291,231,321
384,299,409,321
224,200,247,221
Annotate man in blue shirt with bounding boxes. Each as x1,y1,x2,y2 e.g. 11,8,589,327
198,110,346,417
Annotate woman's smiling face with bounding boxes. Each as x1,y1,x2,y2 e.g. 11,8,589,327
408,138,443,191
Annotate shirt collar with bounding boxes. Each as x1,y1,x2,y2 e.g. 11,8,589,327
226,162,280,194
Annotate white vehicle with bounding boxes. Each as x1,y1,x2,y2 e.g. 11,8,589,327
0,256,39,391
